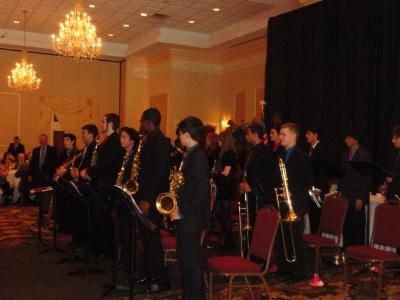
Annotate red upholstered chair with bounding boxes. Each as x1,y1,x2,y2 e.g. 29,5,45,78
207,207,280,300
343,202,400,299
304,193,348,276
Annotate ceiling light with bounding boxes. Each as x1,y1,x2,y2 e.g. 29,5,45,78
123,24,130,28
89,4,95,8
213,8,221,12
188,20,195,24
108,33,114,37
140,12,148,17
13,20,20,24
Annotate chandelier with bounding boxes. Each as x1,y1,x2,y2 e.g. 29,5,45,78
51,3,102,59
7,10,41,91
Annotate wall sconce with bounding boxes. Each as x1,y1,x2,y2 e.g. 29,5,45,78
221,119,229,130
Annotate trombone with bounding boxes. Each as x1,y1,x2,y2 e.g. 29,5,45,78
238,171,252,257
275,157,297,263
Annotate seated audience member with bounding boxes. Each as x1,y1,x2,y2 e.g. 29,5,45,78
7,136,25,158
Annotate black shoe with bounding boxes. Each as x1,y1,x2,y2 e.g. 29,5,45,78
135,276,154,285
146,282,171,294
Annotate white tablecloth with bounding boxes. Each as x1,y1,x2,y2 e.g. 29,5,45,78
5,170,21,203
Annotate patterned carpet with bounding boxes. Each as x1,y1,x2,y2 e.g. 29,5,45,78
1,205,399,299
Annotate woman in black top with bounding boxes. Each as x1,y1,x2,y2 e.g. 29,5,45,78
214,131,238,252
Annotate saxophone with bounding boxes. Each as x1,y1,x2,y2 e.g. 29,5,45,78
115,137,143,195
155,153,187,215
90,135,100,167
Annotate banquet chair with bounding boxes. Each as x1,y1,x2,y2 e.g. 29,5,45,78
304,193,348,276
207,206,280,300
343,201,400,299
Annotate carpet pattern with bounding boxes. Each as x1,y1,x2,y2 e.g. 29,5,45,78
1,204,399,299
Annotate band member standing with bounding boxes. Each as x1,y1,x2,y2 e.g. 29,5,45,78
270,126,284,155
58,134,78,178
387,125,400,200
241,122,275,227
170,116,210,300
70,124,99,247
135,108,170,292
305,127,327,233
338,131,371,247
277,123,313,282
116,127,140,270
81,113,124,256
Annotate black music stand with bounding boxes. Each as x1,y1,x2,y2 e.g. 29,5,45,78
350,161,390,245
67,181,106,276
56,180,83,264
102,186,149,300
30,186,64,254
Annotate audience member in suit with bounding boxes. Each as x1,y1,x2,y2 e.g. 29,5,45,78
135,108,171,293
276,123,313,282
115,127,140,270
170,116,210,300
30,134,58,214
387,125,400,201
30,134,58,187
7,136,25,158
338,131,371,247
80,114,124,256
240,122,275,228
55,133,78,232
70,124,98,247
305,127,328,233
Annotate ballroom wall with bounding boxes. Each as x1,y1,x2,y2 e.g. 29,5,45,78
121,39,266,139
0,49,120,154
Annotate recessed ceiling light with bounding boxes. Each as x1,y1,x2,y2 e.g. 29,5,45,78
213,8,221,12
140,12,148,17
108,33,114,37
188,20,195,24
88,4,95,8
123,24,130,28
13,20,20,24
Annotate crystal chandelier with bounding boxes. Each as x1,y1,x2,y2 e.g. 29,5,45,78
7,10,41,91
51,3,101,59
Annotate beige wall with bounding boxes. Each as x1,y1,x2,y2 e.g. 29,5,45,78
120,40,267,139
0,49,120,154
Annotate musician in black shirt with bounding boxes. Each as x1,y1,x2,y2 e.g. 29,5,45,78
170,116,210,300
135,108,170,292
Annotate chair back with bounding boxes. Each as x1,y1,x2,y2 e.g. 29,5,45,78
372,202,400,248
318,193,348,236
249,206,280,265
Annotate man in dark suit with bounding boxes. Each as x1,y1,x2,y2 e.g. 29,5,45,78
338,131,371,247
80,114,124,256
135,108,170,292
387,125,400,201
70,124,98,247
7,136,25,158
305,127,328,233
276,123,313,282
30,134,58,186
170,116,210,300
241,122,275,227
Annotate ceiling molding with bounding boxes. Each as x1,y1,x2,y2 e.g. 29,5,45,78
0,28,128,58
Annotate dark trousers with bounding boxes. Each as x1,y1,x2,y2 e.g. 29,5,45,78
343,205,366,248
308,203,321,234
118,205,132,269
176,229,205,300
216,200,232,246
275,218,306,276
138,222,169,285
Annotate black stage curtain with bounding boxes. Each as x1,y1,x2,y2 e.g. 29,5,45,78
265,0,400,172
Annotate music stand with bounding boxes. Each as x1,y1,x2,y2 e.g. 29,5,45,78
102,185,149,300
350,160,390,245
30,186,55,250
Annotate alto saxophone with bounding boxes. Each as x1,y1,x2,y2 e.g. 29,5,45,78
155,153,187,215
115,137,143,195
